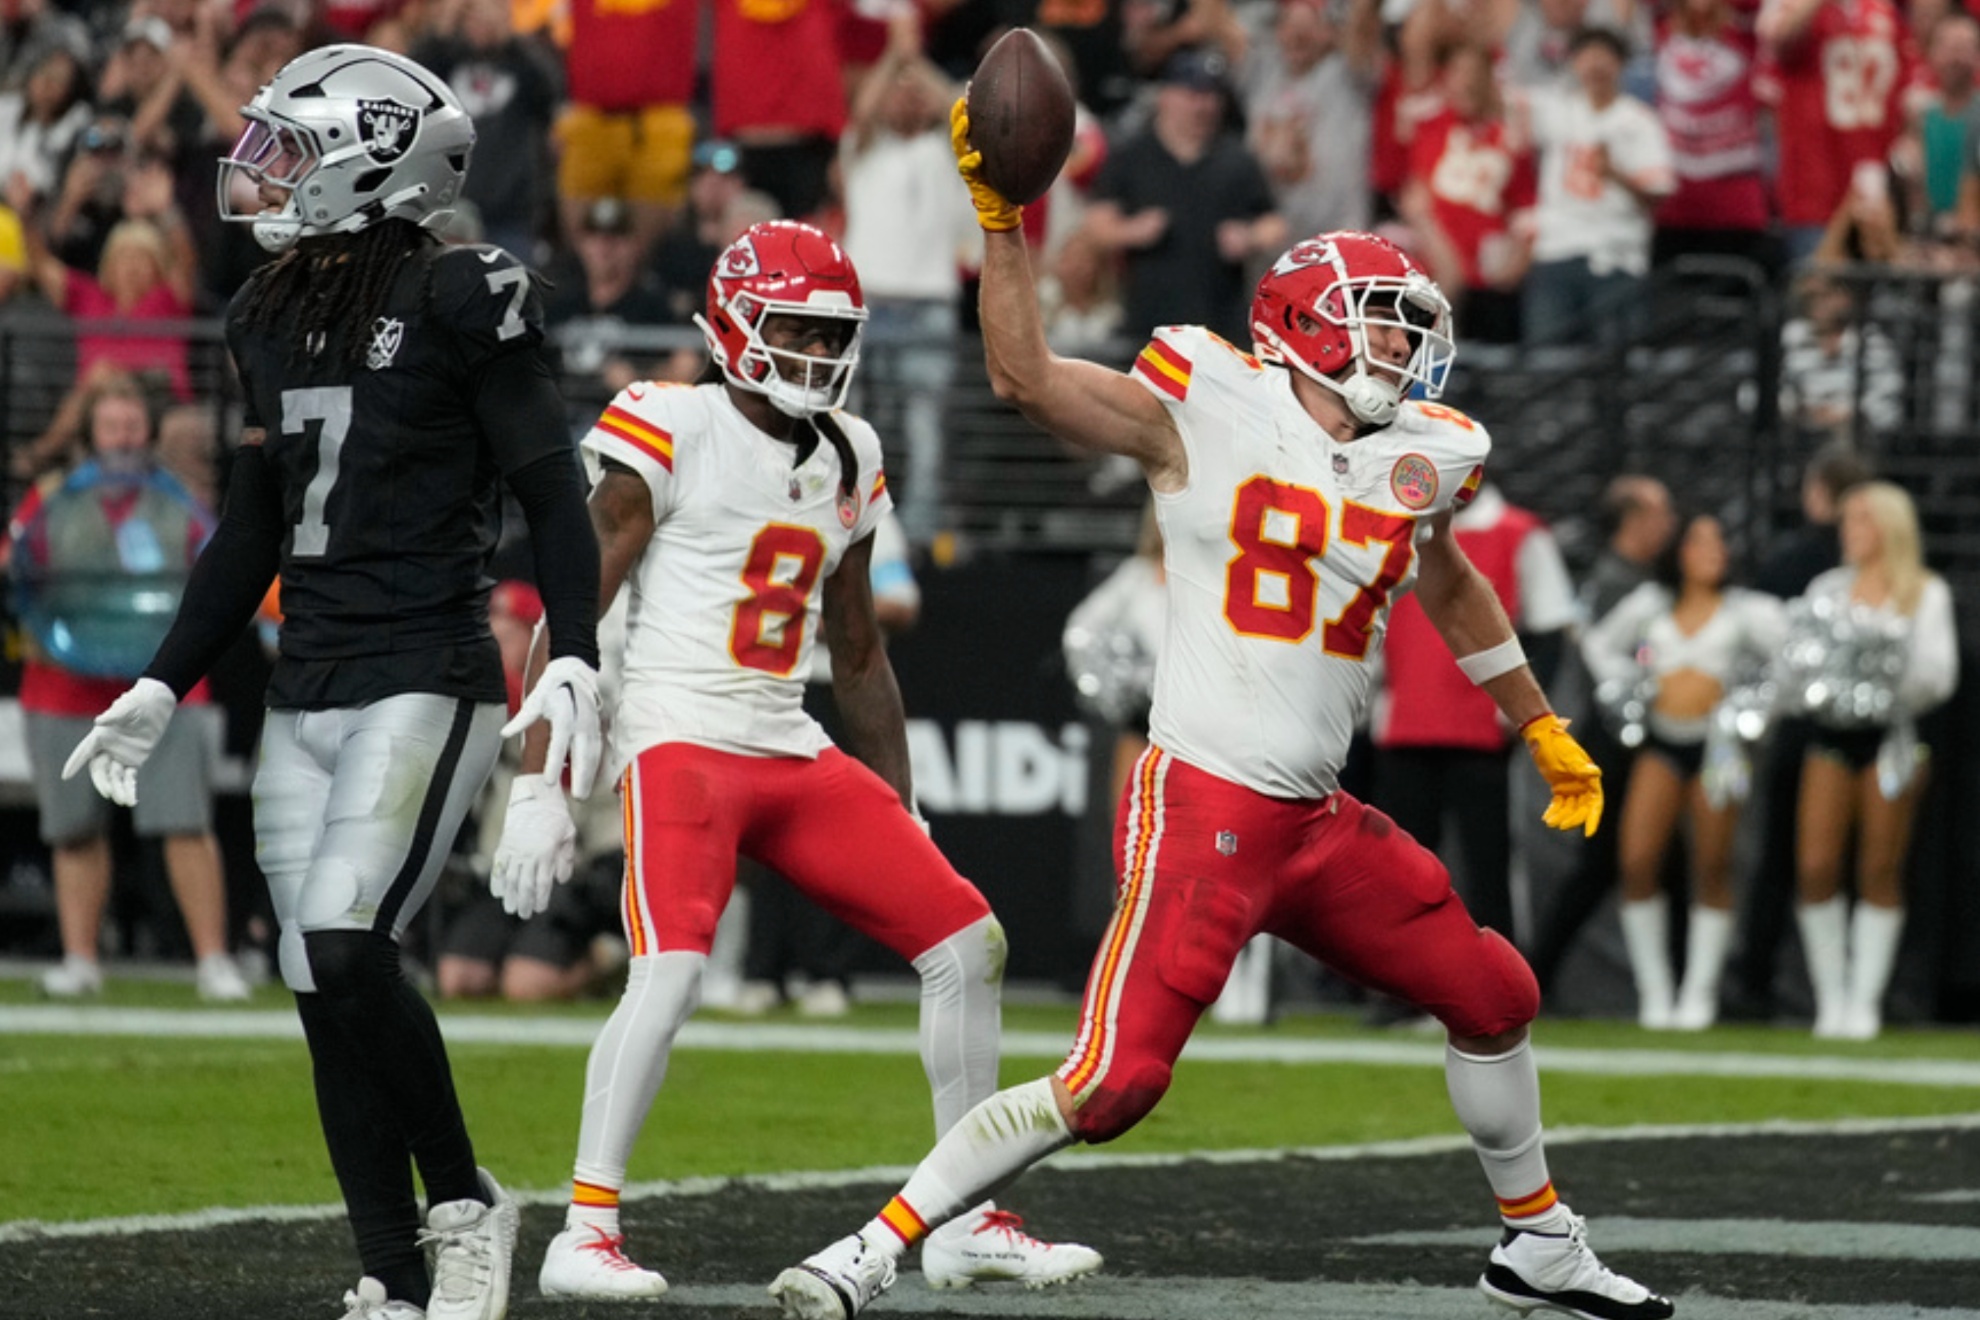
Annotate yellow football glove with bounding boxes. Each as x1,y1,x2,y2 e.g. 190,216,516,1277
950,95,1022,233
1520,713,1604,837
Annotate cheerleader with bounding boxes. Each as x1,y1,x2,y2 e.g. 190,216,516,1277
1793,482,1958,1039
1583,513,1787,1028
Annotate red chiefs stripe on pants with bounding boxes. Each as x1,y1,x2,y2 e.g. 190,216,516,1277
1056,746,1537,1143
618,743,990,961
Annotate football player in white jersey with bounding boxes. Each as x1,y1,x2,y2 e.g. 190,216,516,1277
766,107,1674,1320
493,220,1100,1301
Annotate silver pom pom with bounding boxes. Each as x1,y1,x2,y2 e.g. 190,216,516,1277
1777,596,1910,729
1065,624,1156,726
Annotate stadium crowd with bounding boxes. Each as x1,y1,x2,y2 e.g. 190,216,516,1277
0,0,1967,1044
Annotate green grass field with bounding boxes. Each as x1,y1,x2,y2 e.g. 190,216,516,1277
3,979,1976,1226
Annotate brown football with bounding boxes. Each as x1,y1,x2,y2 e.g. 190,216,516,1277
965,28,1075,207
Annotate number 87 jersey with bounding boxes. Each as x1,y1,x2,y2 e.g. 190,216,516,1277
1132,324,1491,799
581,381,892,764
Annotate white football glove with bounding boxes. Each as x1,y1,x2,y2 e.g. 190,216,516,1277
61,677,178,807
489,774,577,921
500,655,603,798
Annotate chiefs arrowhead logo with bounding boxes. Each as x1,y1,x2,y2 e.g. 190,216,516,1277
720,239,762,279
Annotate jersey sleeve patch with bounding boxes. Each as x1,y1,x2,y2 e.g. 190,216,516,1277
594,402,674,471
1132,336,1193,401
1453,463,1485,508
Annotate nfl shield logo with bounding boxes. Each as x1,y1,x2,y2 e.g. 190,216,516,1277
1216,830,1238,856
357,98,421,163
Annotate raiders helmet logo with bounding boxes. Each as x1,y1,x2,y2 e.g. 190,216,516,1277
357,98,421,163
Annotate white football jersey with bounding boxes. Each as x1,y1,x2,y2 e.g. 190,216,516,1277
1131,325,1491,797
581,382,892,762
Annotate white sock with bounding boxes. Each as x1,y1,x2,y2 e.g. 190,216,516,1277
1674,905,1735,1026
858,1077,1073,1258
569,953,704,1218
1446,1040,1567,1232
1211,935,1273,1025
1796,898,1849,1033
565,1204,621,1235
912,915,1005,1137
1618,896,1674,1027
1846,903,1905,1025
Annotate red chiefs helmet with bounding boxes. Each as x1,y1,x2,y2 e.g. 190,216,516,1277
697,220,868,417
1249,232,1455,427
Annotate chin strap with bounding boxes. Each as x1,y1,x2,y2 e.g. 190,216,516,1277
1335,370,1403,426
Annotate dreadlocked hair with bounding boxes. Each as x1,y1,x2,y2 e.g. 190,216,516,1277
808,412,860,502
233,219,435,368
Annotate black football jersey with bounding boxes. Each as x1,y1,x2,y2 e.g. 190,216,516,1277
225,242,569,709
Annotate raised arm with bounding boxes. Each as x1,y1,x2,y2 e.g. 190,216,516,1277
952,98,1187,492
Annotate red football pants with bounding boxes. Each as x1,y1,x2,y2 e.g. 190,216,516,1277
1056,745,1537,1142
616,742,991,962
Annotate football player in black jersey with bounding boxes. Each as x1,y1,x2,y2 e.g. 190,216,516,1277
62,46,601,1320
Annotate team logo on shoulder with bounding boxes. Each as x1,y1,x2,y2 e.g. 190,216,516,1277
357,98,420,163
366,317,404,370
1390,453,1439,509
836,486,860,529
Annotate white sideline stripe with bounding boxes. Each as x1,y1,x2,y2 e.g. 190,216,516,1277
689,1277,1980,1320
4,1113,1980,1245
1359,1217,1980,1260
6,1005,1980,1087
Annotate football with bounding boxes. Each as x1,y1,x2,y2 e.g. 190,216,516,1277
965,28,1075,207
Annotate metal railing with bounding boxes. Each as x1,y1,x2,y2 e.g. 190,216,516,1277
6,264,1978,613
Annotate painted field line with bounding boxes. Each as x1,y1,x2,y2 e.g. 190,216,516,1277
4,1005,1980,1088
663,1277,1980,1320
4,1113,1978,1245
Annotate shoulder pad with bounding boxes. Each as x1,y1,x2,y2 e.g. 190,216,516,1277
430,244,545,355
1130,324,1260,403
590,380,704,471
1395,400,1491,453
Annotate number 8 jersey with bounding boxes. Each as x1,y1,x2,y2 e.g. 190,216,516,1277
1131,325,1490,798
581,381,891,764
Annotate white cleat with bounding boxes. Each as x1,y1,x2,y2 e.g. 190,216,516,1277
770,1234,898,1319
537,1224,669,1300
39,956,103,998
340,1276,425,1318
419,1168,518,1320
196,953,253,1002
921,1209,1103,1290
1479,1209,1674,1320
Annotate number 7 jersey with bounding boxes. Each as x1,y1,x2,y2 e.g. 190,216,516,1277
581,381,892,762
1131,325,1490,798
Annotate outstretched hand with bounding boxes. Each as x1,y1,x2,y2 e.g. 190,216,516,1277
489,774,577,921
950,96,1022,233
61,677,178,807
1520,713,1604,837
501,655,603,798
